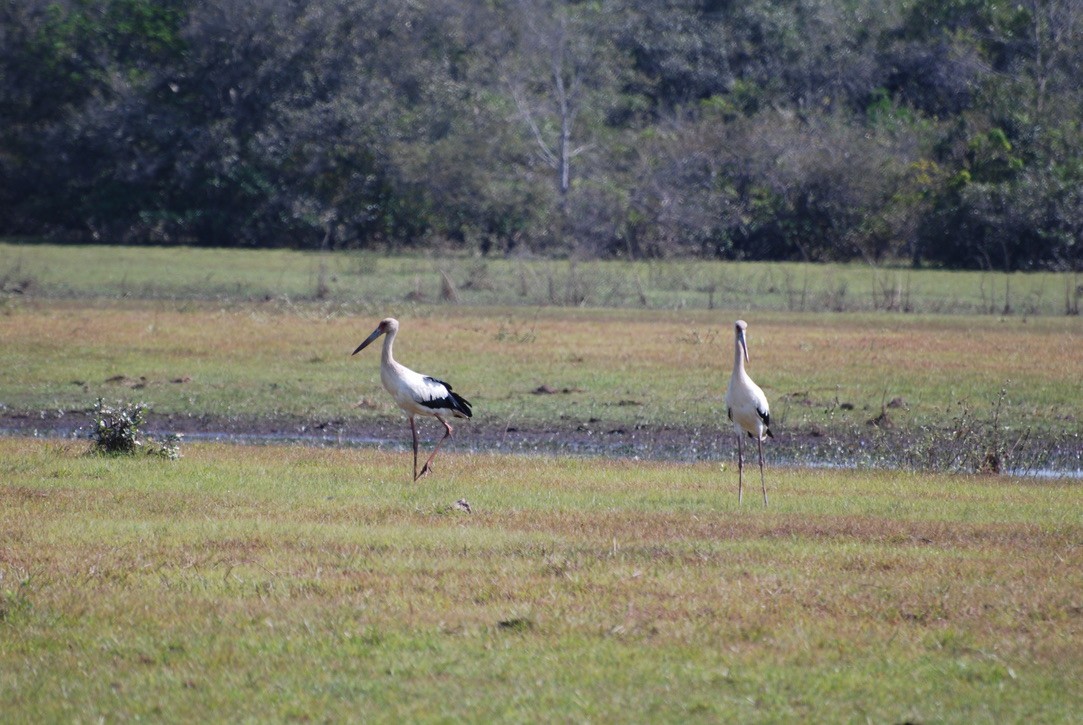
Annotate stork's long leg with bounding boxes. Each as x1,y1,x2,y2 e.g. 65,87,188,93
758,435,768,507
418,417,453,480
410,416,420,481
736,433,744,505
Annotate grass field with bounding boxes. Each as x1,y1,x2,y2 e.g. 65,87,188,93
3,241,1083,315
2,438,1081,722
2,243,1082,720
1,299,1081,471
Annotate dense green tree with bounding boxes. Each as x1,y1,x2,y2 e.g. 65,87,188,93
904,0,1083,269
0,0,1079,267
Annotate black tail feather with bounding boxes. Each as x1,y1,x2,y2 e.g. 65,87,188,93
450,391,472,418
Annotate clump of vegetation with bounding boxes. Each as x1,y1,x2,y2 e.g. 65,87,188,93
903,388,1055,476
493,317,537,343
0,260,35,296
88,398,182,460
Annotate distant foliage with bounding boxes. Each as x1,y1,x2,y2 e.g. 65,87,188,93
1,0,1080,269
89,398,182,460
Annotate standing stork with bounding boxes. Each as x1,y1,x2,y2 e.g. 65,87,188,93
352,318,472,481
724,319,773,506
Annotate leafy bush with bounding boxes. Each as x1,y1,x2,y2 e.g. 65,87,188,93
88,398,182,460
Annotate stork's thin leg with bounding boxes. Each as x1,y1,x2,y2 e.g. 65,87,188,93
758,435,768,507
410,417,420,481
736,433,744,505
419,417,454,480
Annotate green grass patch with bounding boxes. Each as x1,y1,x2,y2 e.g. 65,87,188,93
3,241,1082,315
1,439,1080,722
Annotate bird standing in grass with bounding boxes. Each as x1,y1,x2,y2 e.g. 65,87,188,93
352,318,472,481
724,319,773,506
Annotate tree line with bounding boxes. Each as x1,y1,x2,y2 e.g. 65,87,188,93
2,0,1081,270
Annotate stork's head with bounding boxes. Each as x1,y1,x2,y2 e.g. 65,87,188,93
352,317,399,355
735,319,750,363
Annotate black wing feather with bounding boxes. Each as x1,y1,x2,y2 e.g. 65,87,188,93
420,376,473,417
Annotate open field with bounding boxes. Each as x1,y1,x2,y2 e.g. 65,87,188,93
1,297,1081,472
4,241,1083,315
3,244,1080,469
2,299,1083,470
0,300,1081,470
2,438,1081,722
2,245,1082,720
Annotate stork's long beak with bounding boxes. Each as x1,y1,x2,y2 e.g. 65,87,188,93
352,326,384,355
739,331,750,364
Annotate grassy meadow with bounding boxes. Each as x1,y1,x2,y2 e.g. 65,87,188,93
0,298,1080,470
2,438,1081,722
2,242,1083,721
3,241,1083,315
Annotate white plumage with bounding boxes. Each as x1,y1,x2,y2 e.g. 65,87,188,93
352,318,472,481
724,319,773,506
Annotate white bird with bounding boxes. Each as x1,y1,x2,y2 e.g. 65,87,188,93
724,319,773,506
352,318,472,481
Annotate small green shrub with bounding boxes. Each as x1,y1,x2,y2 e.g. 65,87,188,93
88,398,182,460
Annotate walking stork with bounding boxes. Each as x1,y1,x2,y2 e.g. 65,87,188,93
724,319,773,506
352,318,472,481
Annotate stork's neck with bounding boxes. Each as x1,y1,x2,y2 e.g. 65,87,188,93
733,336,747,377
381,327,397,368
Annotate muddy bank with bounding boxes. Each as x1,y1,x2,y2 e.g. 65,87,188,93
0,408,756,460
1,408,1079,476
